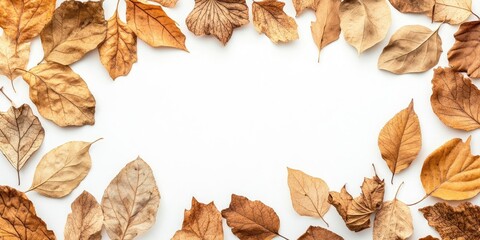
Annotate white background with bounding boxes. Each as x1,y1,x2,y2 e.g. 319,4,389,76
0,0,478,239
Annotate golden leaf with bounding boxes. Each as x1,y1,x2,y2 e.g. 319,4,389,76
389,0,434,13
378,25,442,74
185,0,249,45
22,62,96,127
378,100,421,183
430,67,480,131
221,194,284,240
0,186,56,239
252,0,298,43
126,0,187,50
28,140,100,198
428,0,472,25
65,191,103,240
373,195,413,240
0,34,30,80
339,0,391,53
448,20,480,78
99,11,137,80
102,157,160,240
293,0,319,16
298,226,344,240
172,198,223,240
311,0,341,61
40,0,107,65
421,137,480,200
150,0,178,7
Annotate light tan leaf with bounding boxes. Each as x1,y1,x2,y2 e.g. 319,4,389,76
22,62,96,127
293,0,319,15
99,11,137,80
252,0,298,43
378,25,442,74
310,0,341,61
41,0,107,65
373,197,413,240
221,194,283,240
0,103,44,184
419,236,439,240
298,226,344,240
389,0,434,13
428,0,472,25
150,0,178,7
102,157,160,240
65,191,103,240
28,140,100,198
126,0,187,50
287,167,330,224
421,137,480,200
448,21,480,78
378,100,422,183
339,0,391,53
430,67,480,131
0,185,56,239
0,34,30,80
172,198,223,240
186,0,249,45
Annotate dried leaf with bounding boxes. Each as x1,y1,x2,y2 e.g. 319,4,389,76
102,157,160,240
0,103,44,184
150,0,178,8
126,0,187,50
65,191,103,240
298,226,344,240
252,0,298,43
186,0,249,45
419,236,440,240
373,190,413,240
389,0,434,13
293,0,319,15
28,140,100,198
420,202,480,240
378,100,421,183
221,194,283,240
310,0,341,60
421,137,480,200
0,185,56,239
22,62,96,127
99,11,137,80
339,0,391,53
41,0,107,65
172,198,223,240
378,25,442,74
430,67,480,131
448,21,480,78
428,0,472,25
0,34,30,80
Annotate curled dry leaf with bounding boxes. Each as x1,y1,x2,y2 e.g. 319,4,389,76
252,0,299,44
172,198,223,240
339,0,391,53
65,191,103,240
99,11,138,80
421,137,480,200
150,0,178,8
0,34,30,80
0,185,56,239
22,62,96,127
293,0,319,15
420,202,480,240
448,21,480,78
419,236,440,240
102,157,160,240
430,67,480,131
28,140,100,198
41,0,107,65
378,25,442,74
221,194,284,240
428,0,472,25
311,0,341,61
378,100,421,183
373,189,413,240
126,0,187,50
298,226,344,240
388,0,434,13
186,0,249,45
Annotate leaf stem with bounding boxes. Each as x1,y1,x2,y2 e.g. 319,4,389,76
472,10,480,20
394,182,404,200
17,170,20,186
277,233,290,240
407,194,428,206
0,87,14,106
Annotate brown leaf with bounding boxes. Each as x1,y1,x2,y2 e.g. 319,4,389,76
221,194,284,240
150,0,178,8
373,191,413,240
339,0,391,53
389,0,434,13
252,0,298,44
378,25,442,74
99,11,137,80
310,0,341,60
428,0,472,25
126,0,187,50
41,0,107,65
22,62,96,127
0,103,44,184
378,100,421,183
420,202,480,240
293,0,319,16
298,226,344,240
102,157,160,240
0,34,30,80
172,198,223,240
419,236,440,240
0,185,56,239
65,191,103,240
421,137,480,200
430,67,480,131
186,0,249,45
448,21,480,78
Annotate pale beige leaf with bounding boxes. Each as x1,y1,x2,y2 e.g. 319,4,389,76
0,34,30,80
311,0,341,60
389,0,434,13
102,157,160,240
298,226,344,240
150,0,178,7
373,199,413,240
428,0,472,24
252,0,298,43
448,20,480,78
293,0,319,15
65,191,103,240
378,25,442,74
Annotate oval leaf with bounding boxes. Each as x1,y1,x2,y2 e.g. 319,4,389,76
389,0,434,13
252,0,299,44
428,0,472,25
373,199,413,240
0,34,30,80
311,0,341,60
65,191,103,240
298,226,344,240
448,20,480,78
